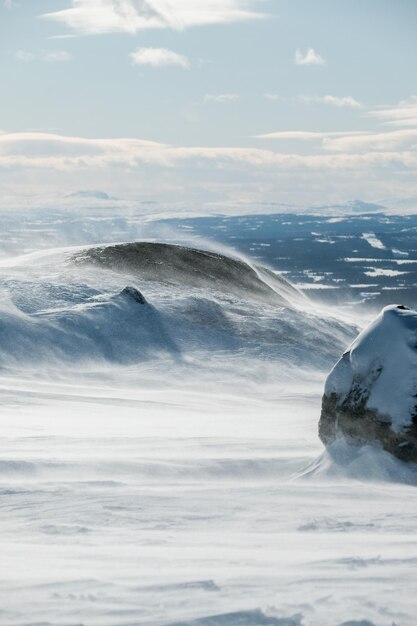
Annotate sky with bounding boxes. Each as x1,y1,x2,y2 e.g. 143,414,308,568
1,0,417,211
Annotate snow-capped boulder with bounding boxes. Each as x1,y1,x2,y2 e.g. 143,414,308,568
319,305,417,462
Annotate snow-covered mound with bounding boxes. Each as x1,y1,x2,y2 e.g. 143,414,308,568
0,286,180,368
0,241,355,370
72,242,304,307
319,305,417,462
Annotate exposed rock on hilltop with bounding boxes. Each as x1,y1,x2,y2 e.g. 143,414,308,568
119,286,147,304
72,242,305,307
319,305,417,462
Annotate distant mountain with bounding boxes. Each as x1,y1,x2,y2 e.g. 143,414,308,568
323,199,386,213
66,190,112,200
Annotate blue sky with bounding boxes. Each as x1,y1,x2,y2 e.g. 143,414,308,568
1,1,417,210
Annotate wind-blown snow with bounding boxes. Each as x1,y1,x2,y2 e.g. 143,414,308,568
1,217,417,626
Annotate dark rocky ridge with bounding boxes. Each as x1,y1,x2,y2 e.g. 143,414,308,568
72,242,304,307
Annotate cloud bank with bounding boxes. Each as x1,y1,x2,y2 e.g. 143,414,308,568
0,129,417,204
0,128,415,177
1,99,416,207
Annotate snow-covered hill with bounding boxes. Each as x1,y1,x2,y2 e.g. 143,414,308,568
0,241,353,371
72,241,306,307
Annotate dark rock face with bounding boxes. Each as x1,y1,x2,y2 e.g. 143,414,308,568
72,242,305,307
319,305,417,463
319,392,417,463
120,286,147,304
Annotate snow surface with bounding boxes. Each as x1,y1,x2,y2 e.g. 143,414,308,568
325,305,417,430
3,369,417,626
361,233,386,250
1,221,417,626
364,268,408,278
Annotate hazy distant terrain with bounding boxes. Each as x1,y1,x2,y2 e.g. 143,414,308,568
157,212,417,311
2,208,417,309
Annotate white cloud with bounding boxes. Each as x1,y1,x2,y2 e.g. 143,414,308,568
130,47,189,68
256,127,417,154
15,49,72,62
386,118,417,128
368,96,417,127
42,0,265,35
295,48,325,66
384,117,417,128
323,129,417,153
263,93,281,101
255,130,367,140
301,95,362,108
204,93,239,103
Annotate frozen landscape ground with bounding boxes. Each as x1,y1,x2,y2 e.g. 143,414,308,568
1,208,417,626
